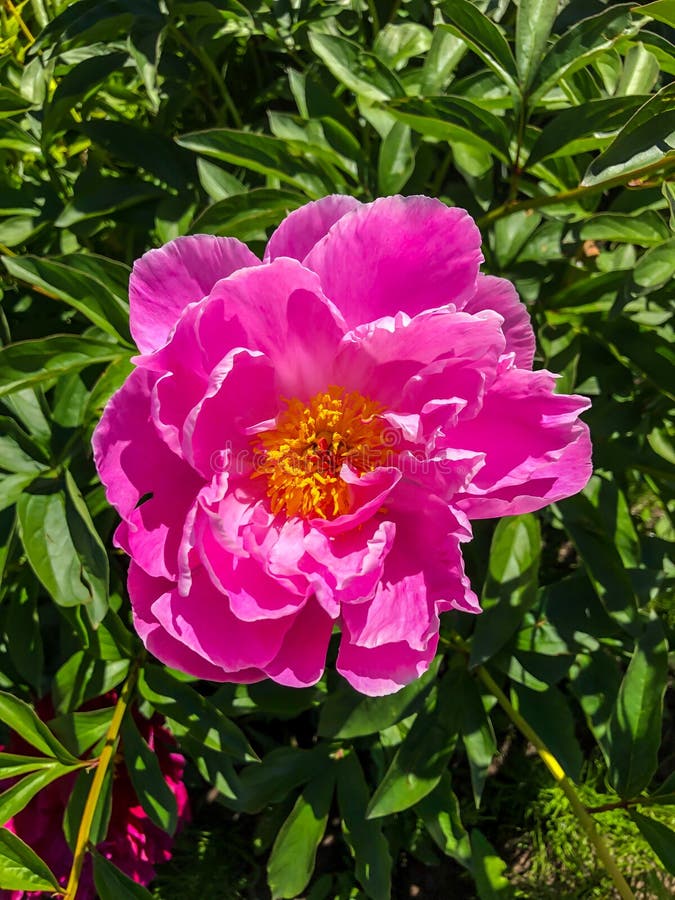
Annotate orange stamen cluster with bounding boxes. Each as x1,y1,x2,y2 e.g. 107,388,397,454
253,386,388,519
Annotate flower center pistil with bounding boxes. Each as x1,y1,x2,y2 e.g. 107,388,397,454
253,386,388,519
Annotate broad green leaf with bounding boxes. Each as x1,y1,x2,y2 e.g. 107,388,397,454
0,764,78,824
121,716,178,834
378,121,415,195
177,128,342,198
417,773,471,869
526,95,647,168
632,237,675,293
318,657,439,739
0,692,76,762
44,52,127,137
578,211,669,247
438,1,518,92
516,0,559,91
373,23,432,70
93,851,154,899
640,0,675,28
0,416,48,474
366,667,463,818
470,515,541,667
582,83,675,186
138,665,256,763
630,811,675,874
267,772,335,900
52,652,129,714
530,5,635,104
0,88,33,118
471,830,511,898
384,96,510,162
420,26,467,94
556,494,640,634
615,43,660,96
0,827,60,893
55,176,165,229
607,616,669,798
234,745,332,815
190,188,306,240
511,684,583,781
460,677,496,809
49,708,114,757
5,586,43,691
337,753,391,900
0,753,58,778
308,32,404,102
17,480,109,626
0,335,126,398
569,651,622,762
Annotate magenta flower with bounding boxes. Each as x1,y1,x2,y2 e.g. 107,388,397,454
93,195,591,696
3,709,189,899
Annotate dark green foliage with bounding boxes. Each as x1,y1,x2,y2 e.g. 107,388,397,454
0,1,673,898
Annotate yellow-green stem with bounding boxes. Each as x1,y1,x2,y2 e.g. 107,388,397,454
476,665,635,900
63,658,142,900
5,0,34,43
477,155,675,229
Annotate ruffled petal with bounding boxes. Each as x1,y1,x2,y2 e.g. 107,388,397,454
264,194,362,262
462,274,535,368
304,195,483,327
262,600,335,688
130,234,259,354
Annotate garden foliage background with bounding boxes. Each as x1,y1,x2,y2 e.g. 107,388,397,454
0,0,674,897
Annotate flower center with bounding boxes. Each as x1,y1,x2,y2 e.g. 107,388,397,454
253,386,388,519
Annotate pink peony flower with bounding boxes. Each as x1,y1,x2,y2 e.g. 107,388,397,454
93,195,591,696
2,707,189,900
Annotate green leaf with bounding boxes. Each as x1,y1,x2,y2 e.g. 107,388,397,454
470,515,541,667
0,827,61,893
234,745,332,815
52,652,129,714
530,5,635,104
267,772,335,900
511,684,584,781
378,122,415,195
190,188,307,240
0,764,78,824
526,96,647,168
366,667,463,819
607,616,669,798
55,176,165,229
0,692,76,761
460,678,496,809
318,657,439,739
417,773,471,869
337,753,391,900
569,650,622,762
630,811,675,874
640,0,675,28
556,494,640,634
578,211,669,247
308,32,404,102
0,473,37,513
0,335,126,398
177,128,339,198
6,586,44,691
470,830,512,898
515,0,559,90
582,83,675,186
0,87,33,119
384,96,510,162
121,716,178,834
93,851,154,899
438,1,518,92
0,416,48,474
632,236,675,293
138,665,256,763
615,43,660,97
17,481,109,626
43,52,127,137
49,708,114,757
0,753,59,778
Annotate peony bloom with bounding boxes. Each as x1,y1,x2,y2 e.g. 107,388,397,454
3,708,189,899
94,195,591,696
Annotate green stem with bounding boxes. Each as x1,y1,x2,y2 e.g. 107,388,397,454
477,665,635,900
367,0,380,35
63,658,142,900
477,155,675,229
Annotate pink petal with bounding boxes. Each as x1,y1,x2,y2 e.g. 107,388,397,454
92,368,201,578
310,466,402,536
462,274,535,368
130,235,259,354
337,634,440,697
263,600,335,688
447,366,592,518
304,195,483,327
264,194,362,262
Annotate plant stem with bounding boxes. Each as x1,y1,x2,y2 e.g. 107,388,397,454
63,657,142,900
477,665,635,900
477,155,675,229
5,0,35,43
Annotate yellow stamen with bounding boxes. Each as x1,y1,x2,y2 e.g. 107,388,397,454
253,386,389,519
